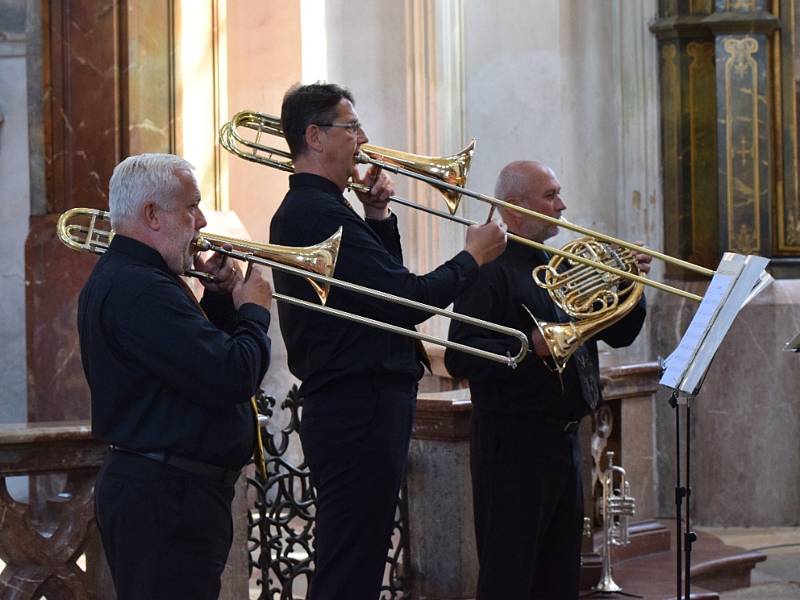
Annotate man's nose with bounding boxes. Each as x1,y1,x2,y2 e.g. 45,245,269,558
196,208,208,229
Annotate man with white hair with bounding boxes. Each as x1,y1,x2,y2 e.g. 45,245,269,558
78,153,273,600
446,160,650,599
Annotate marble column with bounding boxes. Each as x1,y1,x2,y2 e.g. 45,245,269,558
26,0,177,422
0,6,30,422
407,389,477,599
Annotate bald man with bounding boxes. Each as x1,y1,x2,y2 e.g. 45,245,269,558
445,160,651,599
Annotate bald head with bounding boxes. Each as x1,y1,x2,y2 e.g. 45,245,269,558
494,160,564,242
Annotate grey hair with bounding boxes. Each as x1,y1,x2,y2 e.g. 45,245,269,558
109,153,196,228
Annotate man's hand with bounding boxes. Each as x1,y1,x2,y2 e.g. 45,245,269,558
195,246,242,294
464,221,508,266
632,240,652,275
352,165,394,220
531,329,552,358
232,265,273,311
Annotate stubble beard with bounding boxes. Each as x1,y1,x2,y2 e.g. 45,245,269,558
163,234,195,275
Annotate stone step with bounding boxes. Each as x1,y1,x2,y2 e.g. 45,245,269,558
580,520,766,599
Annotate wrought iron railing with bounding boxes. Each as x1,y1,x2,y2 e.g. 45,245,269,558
247,386,411,599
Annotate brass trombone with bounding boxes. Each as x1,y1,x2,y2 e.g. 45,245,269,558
220,109,721,372
58,208,529,368
219,110,713,302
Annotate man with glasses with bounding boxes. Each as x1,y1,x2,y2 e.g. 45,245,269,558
270,82,507,599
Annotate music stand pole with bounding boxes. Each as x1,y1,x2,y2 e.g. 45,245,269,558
670,391,682,599
684,397,696,600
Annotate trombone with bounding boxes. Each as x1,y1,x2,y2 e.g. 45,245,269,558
220,110,713,303
58,208,529,368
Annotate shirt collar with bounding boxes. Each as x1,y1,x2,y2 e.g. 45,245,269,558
109,234,175,276
289,172,346,198
505,233,550,264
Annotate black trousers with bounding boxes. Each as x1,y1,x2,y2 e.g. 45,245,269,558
300,374,417,600
94,451,236,600
471,408,584,600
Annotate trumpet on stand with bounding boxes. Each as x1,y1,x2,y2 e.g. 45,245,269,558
591,451,640,597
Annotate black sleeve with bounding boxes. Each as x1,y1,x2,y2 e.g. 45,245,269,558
366,211,403,261
597,293,647,348
286,204,479,327
200,289,237,332
445,265,534,382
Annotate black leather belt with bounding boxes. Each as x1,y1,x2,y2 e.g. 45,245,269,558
542,416,581,434
110,445,240,486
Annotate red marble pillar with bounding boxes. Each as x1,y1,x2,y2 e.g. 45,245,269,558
26,0,126,421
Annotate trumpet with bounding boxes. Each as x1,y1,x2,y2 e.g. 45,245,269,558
58,208,530,368
594,450,636,594
220,110,720,372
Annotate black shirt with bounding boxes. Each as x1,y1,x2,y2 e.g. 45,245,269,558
445,237,646,417
269,172,479,396
78,234,272,470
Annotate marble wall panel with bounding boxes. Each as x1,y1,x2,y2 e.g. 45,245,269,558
621,393,658,520
407,438,477,598
653,279,800,526
408,390,477,598
26,215,94,421
0,36,30,422
27,0,126,421
44,0,123,213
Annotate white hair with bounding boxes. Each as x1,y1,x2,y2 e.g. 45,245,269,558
109,153,196,228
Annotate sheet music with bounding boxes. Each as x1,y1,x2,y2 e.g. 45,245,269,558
660,253,770,395
743,271,774,307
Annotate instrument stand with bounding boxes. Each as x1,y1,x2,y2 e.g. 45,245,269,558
582,590,642,598
582,574,643,599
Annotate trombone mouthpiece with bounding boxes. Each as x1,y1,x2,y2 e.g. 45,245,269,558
193,237,212,252
355,151,370,164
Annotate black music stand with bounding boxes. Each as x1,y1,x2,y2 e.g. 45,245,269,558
658,252,771,600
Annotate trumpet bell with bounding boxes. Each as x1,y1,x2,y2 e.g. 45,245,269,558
359,140,476,215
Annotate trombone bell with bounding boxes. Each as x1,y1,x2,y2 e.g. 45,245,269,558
195,230,341,305
358,140,476,215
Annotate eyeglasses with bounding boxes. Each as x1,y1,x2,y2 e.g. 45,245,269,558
314,120,362,135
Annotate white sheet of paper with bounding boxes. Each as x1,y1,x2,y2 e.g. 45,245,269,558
659,253,770,395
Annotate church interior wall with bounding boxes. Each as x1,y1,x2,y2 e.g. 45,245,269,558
1,0,797,528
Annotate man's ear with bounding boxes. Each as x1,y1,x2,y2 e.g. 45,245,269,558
305,124,324,153
141,201,160,231
501,196,522,229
